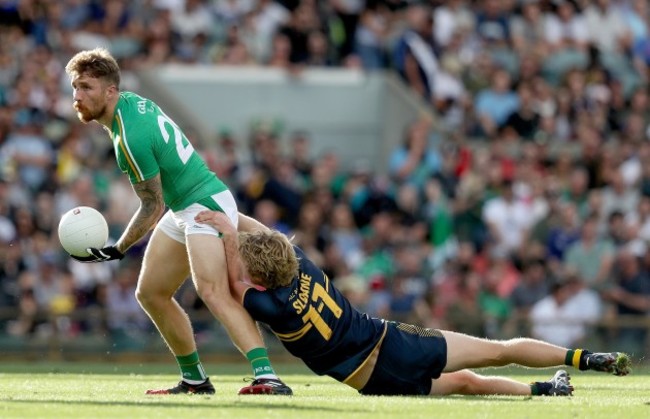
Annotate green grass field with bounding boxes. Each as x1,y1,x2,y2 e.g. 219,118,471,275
0,362,648,419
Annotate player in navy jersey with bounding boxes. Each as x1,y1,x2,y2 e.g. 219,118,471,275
195,210,630,397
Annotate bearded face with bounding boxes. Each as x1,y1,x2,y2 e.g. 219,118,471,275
70,74,112,123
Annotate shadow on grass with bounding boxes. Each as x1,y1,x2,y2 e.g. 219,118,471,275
0,398,364,413
433,395,535,402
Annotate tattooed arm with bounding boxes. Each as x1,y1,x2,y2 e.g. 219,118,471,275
115,174,165,254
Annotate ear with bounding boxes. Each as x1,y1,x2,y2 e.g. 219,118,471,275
105,83,119,99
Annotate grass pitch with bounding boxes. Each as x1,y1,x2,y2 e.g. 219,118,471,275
0,362,648,419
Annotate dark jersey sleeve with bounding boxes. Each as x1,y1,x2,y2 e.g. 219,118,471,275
242,288,279,322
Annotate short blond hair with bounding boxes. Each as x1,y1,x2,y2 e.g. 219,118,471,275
238,230,299,289
65,48,120,88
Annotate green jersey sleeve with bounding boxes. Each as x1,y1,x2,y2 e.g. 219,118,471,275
110,92,228,211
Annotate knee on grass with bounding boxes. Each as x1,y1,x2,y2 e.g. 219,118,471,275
433,370,484,395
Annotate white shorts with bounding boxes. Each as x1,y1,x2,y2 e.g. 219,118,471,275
157,190,239,244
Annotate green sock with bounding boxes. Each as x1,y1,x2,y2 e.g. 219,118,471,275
530,382,552,396
564,349,576,367
176,351,207,383
246,347,277,379
565,349,591,370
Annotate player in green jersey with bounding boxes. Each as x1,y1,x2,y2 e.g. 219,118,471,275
64,48,291,395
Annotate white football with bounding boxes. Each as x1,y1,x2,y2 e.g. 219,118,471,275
58,206,109,257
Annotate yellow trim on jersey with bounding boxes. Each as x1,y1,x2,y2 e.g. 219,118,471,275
324,274,330,292
343,322,388,386
115,111,143,183
275,323,314,342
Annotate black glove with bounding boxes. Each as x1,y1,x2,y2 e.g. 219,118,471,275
71,245,125,263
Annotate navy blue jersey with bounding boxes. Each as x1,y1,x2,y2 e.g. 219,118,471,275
243,246,386,382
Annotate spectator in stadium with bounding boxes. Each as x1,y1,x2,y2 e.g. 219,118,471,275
482,179,532,258
529,271,602,348
251,199,290,236
196,210,630,398
393,3,439,102
600,170,640,220
601,249,650,355
6,271,39,337
561,166,591,219
501,83,540,141
329,0,364,61
583,0,632,57
305,30,333,66
564,214,615,287
542,0,589,84
510,259,550,334
354,0,390,70
625,0,650,66
626,195,650,244
326,202,364,271
104,262,150,342
474,68,519,138
63,48,291,396
388,117,441,190
545,201,581,262
510,0,547,57
433,0,474,49
288,130,313,179
0,109,55,193
278,1,323,65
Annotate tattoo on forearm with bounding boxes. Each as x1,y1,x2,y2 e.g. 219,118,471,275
118,176,164,252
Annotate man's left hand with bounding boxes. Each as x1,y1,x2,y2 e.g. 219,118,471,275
71,245,125,263
195,210,236,235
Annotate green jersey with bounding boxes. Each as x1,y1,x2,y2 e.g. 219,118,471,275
109,92,227,211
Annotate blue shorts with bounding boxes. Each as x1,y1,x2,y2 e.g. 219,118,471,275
359,322,447,396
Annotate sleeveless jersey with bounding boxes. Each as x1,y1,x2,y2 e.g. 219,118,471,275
243,246,386,382
109,91,227,211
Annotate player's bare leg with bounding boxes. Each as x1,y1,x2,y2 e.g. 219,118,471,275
441,330,568,371
187,233,264,351
186,233,292,395
431,370,531,396
440,330,630,381
430,370,573,396
136,228,215,394
136,228,193,355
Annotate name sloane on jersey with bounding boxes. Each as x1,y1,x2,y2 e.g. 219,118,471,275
292,273,313,313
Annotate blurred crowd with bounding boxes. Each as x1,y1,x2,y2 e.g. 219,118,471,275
1,0,650,357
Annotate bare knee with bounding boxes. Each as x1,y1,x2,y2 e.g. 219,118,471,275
479,339,515,367
135,287,156,310
492,341,510,365
135,285,174,311
432,370,482,395
195,280,232,318
456,370,484,395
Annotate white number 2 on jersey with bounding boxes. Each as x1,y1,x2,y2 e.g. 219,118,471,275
157,114,194,164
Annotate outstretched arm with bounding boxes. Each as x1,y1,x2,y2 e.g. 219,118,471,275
237,212,271,233
194,210,251,302
116,174,166,254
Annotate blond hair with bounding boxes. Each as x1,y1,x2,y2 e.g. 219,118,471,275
238,230,299,289
65,48,120,88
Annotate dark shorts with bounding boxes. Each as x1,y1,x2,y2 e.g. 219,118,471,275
359,322,447,396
